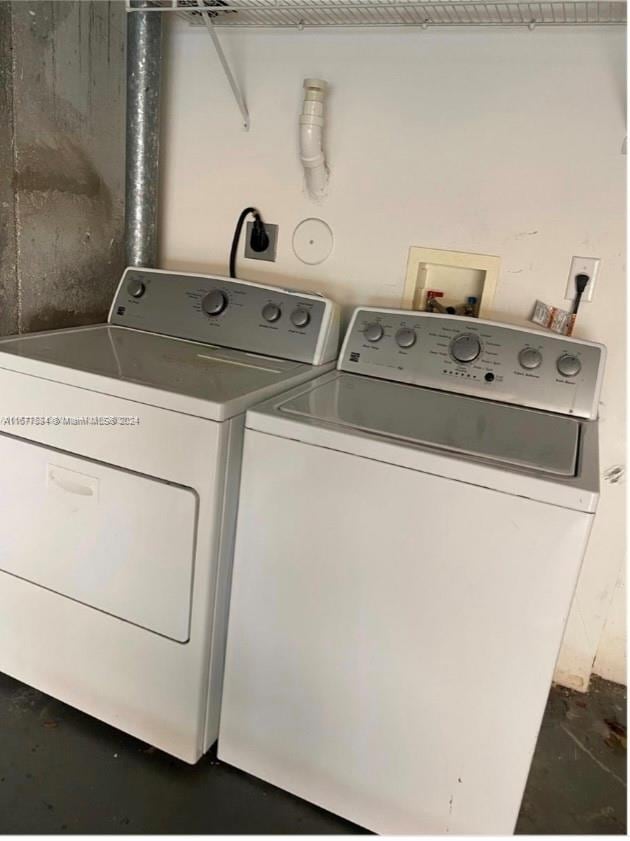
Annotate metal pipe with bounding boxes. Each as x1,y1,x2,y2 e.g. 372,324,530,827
125,1,163,267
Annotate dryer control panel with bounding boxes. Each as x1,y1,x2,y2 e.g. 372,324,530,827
109,268,340,365
339,308,606,419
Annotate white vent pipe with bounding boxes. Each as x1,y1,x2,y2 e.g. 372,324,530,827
300,78,328,200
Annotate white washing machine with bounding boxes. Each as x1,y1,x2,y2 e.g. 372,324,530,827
219,307,606,834
0,266,339,763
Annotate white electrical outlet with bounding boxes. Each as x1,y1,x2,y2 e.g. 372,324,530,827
565,256,600,303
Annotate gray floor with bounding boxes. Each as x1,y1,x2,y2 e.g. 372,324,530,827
0,671,625,834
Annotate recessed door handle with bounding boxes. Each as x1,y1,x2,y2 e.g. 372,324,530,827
47,465,98,498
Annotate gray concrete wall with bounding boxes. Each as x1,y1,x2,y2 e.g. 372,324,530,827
0,3,18,336
0,1,126,336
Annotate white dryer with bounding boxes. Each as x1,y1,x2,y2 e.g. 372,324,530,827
0,267,339,763
219,307,606,834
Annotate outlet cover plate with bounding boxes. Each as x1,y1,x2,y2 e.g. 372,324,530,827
244,221,278,262
565,256,600,303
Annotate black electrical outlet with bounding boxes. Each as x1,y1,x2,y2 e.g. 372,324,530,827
245,221,278,263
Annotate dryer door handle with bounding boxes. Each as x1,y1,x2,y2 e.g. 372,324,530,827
47,465,98,498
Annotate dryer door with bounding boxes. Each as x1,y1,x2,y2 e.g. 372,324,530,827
0,435,196,642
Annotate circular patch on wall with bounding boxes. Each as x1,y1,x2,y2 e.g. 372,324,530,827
292,218,334,265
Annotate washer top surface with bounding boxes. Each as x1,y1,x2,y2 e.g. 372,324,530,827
262,303,607,481
249,305,602,507
246,369,599,511
277,373,579,477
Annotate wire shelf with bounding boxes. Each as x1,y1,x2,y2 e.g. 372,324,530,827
126,0,627,28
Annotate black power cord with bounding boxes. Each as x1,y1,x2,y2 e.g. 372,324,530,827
572,273,589,315
229,207,269,278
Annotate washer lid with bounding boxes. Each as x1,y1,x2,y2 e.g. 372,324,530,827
0,325,316,421
278,373,580,476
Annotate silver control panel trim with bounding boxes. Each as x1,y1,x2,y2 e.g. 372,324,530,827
339,308,606,419
108,267,340,366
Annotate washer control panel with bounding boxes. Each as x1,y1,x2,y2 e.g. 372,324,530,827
340,308,606,418
108,268,340,365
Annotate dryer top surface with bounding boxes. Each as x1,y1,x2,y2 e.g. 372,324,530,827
0,325,321,420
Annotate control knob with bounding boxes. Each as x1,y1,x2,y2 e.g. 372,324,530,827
291,308,310,328
450,332,481,363
557,353,581,378
202,290,228,316
518,347,542,370
395,328,416,349
364,323,384,343
262,303,282,323
127,278,146,299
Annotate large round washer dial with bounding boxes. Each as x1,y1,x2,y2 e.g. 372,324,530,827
450,332,481,363
364,323,384,343
291,307,311,328
262,303,282,323
202,290,228,316
557,353,582,378
518,347,543,370
395,328,416,349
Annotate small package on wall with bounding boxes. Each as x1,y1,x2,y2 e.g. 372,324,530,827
531,300,576,336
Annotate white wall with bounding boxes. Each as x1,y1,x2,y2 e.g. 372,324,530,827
159,20,626,689
594,563,626,685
